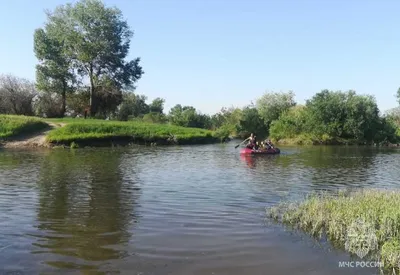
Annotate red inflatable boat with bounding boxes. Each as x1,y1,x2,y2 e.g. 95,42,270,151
240,147,280,155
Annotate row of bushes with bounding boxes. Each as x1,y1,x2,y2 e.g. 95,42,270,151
269,91,400,145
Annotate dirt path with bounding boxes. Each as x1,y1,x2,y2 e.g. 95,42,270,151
0,122,65,149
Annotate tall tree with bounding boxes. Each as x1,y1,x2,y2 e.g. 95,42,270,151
149,97,165,114
43,0,143,116
256,91,296,129
34,27,76,117
237,106,267,138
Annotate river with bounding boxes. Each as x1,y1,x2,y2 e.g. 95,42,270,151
0,144,398,274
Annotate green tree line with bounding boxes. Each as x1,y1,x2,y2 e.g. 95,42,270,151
1,0,399,145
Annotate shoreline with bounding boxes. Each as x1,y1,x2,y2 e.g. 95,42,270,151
0,119,225,149
48,135,222,148
267,188,400,272
272,137,400,147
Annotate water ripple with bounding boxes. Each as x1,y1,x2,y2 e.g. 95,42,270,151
0,145,397,274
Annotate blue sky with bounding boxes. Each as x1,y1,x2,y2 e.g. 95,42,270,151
0,0,399,114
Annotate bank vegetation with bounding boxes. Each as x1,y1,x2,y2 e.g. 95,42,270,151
268,189,400,273
1,0,400,146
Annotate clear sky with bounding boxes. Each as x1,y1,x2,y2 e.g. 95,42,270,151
0,0,399,114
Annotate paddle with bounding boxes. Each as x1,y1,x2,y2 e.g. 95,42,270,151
235,137,249,148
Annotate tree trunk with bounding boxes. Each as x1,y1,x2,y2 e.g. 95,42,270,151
61,81,66,118
89,65,96,117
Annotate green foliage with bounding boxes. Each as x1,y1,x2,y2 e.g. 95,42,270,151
256,91,296,129
270,90,399,145
306,90,390,143
46,120,218,145
268,189,400,272
210,107,242,137
70,141,79,149
149,97,165,114
237,106,266,138
43,0,143,116
397,87,400,105
0,115,48,139
34,24,76,116
213,124,234,141
269,105,309,140
33,92,64,118
116,93,149,121
142,112,168,124
66,90,89,117
168,104,211,129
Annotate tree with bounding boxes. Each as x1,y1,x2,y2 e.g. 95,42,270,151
168,104,211,129
168,104,184,126
149,98,165,114
66,88,90,117
44,0,143,116
34,26,76,117
269,105,309,140
237,106,266,138
256,91,296,130
33,92,64,118
397,87,400,105
0,74,37,115
116,93,149,121
95,80,124,118
305,90,382,142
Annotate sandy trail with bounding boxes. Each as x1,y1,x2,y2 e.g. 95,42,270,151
0,122,65,148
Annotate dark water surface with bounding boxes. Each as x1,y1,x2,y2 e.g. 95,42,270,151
0,144,399,274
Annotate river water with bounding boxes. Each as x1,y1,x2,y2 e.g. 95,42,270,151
0,144,398,274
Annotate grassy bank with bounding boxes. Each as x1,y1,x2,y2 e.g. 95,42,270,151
268,189,400,272
0,115,48,139
46,120,221,147
271,133,371,146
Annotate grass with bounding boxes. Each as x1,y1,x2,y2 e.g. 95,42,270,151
0,115,226,146
0,115,48,139
46,120,220,146
268,189,400,272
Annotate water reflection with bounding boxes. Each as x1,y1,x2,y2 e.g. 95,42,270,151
238,146,398,202
32,149,141,273
0,145,399,275
240,154,280,169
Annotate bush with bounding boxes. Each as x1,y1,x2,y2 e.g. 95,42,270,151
33,92,64,118
269,90,399,145
0,74,37,116
142,112,168,124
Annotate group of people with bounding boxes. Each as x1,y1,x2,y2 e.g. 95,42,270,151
245,133,274,151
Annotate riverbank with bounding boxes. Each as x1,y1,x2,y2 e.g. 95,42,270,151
46,120,221,147
0,115,225,148
267,189,400,272
0,115,48,139
271,134,398,146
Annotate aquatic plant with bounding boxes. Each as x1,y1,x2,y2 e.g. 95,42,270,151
267,189,400,272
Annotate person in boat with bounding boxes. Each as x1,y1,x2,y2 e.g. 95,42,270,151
246,133,257,149
265,139,274,149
